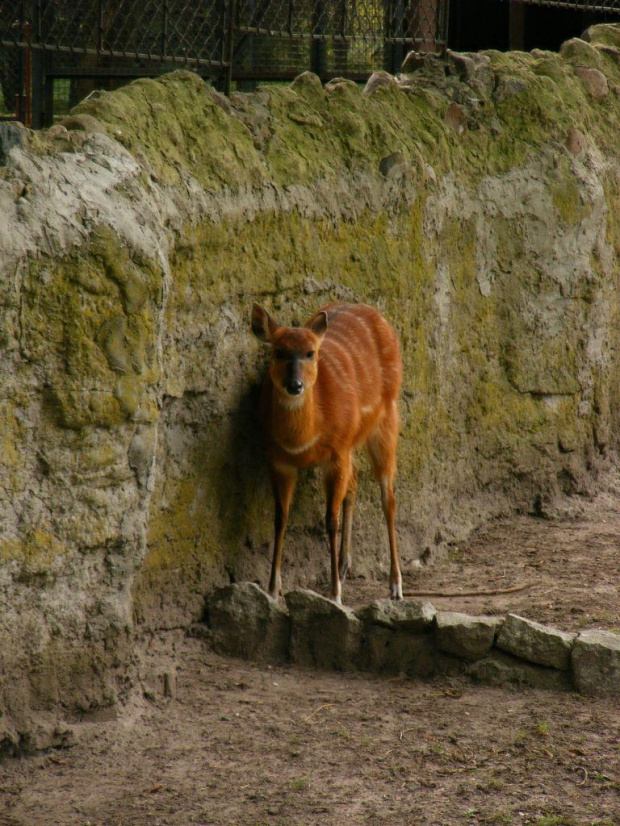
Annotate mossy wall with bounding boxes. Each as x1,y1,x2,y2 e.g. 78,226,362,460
1,25,620,746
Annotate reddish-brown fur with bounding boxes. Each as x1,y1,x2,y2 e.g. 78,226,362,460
251,302,403,604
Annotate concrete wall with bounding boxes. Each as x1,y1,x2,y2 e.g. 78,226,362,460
1,24,620,749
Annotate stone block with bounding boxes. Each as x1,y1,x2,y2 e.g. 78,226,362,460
468,650,572,692
206,582,290,664
496,614,575,670
445,102,467,135
355,599,436,632
435,612,503,661
0,123,26,165
401,51,426,73
493,75,527,103
285,589,361,671
362,627,459,678
575,67,609,101
362,71,397,96
572,630,620,697
582,23,620,50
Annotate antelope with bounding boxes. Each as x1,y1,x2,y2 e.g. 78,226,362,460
251,302,403,605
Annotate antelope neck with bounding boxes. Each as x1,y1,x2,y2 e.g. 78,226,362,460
272,386,319,454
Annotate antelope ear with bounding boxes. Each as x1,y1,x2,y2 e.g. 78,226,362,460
306,310,328,342
251,303,278,343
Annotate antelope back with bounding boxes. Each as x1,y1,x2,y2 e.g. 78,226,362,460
310,303,402,447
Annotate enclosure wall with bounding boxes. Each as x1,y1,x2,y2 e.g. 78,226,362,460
1,25,620,748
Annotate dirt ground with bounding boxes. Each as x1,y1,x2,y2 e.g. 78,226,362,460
1,486,620,826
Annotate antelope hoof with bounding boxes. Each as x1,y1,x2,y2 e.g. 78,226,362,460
267,582,282,601
329,592,343,606
390,582,403,601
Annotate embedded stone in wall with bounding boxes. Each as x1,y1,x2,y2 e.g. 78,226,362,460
444,102,468,135
355,599,436,632
0,123,26,165
446,50,494,97
362,71,397,96
468,650,573,692
566,127,587,157
571,629,620,697
575,67,609,100
435,612,503,661
493,76,527,103
496,614,576,670
206,582,290,664
285,589,361,671
356,599,447,677
361,626,449,677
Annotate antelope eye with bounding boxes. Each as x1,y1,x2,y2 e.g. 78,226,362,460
306,351,315,359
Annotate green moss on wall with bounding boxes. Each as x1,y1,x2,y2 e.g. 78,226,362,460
8,27,620,618
24,228,164,433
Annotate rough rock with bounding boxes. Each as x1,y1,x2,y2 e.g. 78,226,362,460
444,102,467,135
560,37,603,70
206,583,290,664
290,71,325,103
286,590,361,671
435,612,503,660
355,599,436,632
0,122,26,165
325,77,358,94
468,650,572,692
362,71,398,96
575,66,609,100
446,50,494,97
355,599,445,675
571,629,620,696
401,51,427,73
362,627,458,677
493,75,527,103
496,614,575,670
566,127,587,157
582,23,620,50
378,151,408,178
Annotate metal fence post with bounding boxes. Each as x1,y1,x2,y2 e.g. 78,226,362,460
224,0,237,95
311,0,327,79
509,0,525,50
29,0,51,128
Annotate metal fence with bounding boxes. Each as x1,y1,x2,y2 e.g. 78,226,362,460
0,0,448,126
2,0,620,128
510,0,619,8
233,0,447,81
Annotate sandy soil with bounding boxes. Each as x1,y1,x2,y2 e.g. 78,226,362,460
1,486,620,826
348,488,620,633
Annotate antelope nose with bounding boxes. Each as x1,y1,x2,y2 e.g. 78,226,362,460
286,380,303,396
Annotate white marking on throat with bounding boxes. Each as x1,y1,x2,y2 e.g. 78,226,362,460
275,433,320,455
276,394,306,411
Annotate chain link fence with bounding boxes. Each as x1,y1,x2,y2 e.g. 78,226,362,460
512,0,619,8
233,0,446,80
3,1,620,127
0,1,448,125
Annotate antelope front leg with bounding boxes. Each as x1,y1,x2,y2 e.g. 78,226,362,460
269,466,297,600
380,474,403,600
324,459,351,605
339,465,358,583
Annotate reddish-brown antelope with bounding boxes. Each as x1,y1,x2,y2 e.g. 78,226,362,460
251,302,403,605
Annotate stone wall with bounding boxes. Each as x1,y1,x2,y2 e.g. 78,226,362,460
206,583,620,697
1,24,620,749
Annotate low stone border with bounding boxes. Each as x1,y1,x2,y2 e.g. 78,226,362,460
205,583,620,697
